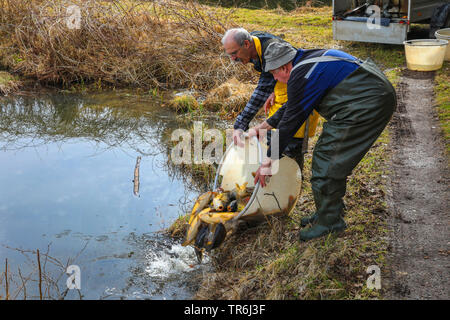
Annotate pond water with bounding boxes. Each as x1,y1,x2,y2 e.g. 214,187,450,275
0,91,225,299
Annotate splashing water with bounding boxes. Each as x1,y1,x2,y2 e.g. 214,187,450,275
145,243,210,280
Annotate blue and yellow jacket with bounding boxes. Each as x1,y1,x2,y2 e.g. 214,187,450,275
234,31,319,138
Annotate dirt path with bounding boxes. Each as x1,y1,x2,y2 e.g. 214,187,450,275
385,70,449,300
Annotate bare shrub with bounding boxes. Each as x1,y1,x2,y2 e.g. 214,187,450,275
0,0,252,90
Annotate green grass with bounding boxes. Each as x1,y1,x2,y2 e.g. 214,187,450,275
228,6,405,69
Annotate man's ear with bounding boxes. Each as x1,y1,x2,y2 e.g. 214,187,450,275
243,39,250,49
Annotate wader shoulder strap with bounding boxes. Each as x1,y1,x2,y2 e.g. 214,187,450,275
292,55,363,78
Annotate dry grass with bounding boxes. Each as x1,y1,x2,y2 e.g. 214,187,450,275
0,0,252,91
192,127,391,300
168,94,201,112
203,77,255,115
169,121,391,300
0,71,21,95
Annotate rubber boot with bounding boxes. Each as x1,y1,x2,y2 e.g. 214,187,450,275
299,215,346,241
299,187,347,241
300,185,324,227
300,203,347,226
300,212,318,227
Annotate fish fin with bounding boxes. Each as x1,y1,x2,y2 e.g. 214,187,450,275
190,202,200,215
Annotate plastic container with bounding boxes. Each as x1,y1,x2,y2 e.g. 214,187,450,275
213,136,301,225
435,28,450,61
403,39,448,71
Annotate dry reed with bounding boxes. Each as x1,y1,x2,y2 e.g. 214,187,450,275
203,77,255,114
0,0,252,91
0,243,87,300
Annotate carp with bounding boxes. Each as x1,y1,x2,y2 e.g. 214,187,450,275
212,196,226,212
212,191,234,212
194,224,209,263
193,223,227,263
227,182,252,212
183,182,255,262
231,182,251,201
182,213,203,246
227,199,246,212
227,200,238,212
198,211,237,224
189,191,215,224
204,223,226,252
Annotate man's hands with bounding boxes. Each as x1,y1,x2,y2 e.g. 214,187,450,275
234,121,275,188
247,121,273,140
233,129,245,147
234,90,274,147
233,121,273,148
254,157,272,187
263,92,275,117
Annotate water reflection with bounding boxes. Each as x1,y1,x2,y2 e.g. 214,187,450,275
0,93,164,156
0,91,221,299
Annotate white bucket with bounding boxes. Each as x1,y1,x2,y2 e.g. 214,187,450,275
403,39,448,71
213,136,301,224
435,28,450,62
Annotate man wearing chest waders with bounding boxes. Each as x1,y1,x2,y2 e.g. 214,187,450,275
250,42,396,241
221,28,320,170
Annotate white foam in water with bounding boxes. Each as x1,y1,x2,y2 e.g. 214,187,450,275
144,244,209,279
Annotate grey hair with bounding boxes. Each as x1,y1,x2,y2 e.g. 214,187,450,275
221,28,252,46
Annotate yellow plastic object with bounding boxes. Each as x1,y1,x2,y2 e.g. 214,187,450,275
435,28,450,61
214,136,302,225
403,39,448,71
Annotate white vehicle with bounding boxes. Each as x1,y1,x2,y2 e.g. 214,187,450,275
333,0,450,44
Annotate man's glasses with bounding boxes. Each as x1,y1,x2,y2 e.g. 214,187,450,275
226,46,242,58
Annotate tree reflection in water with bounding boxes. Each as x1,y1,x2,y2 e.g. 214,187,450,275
0,92,227,198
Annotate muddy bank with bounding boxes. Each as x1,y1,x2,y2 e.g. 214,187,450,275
385,70,449,299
